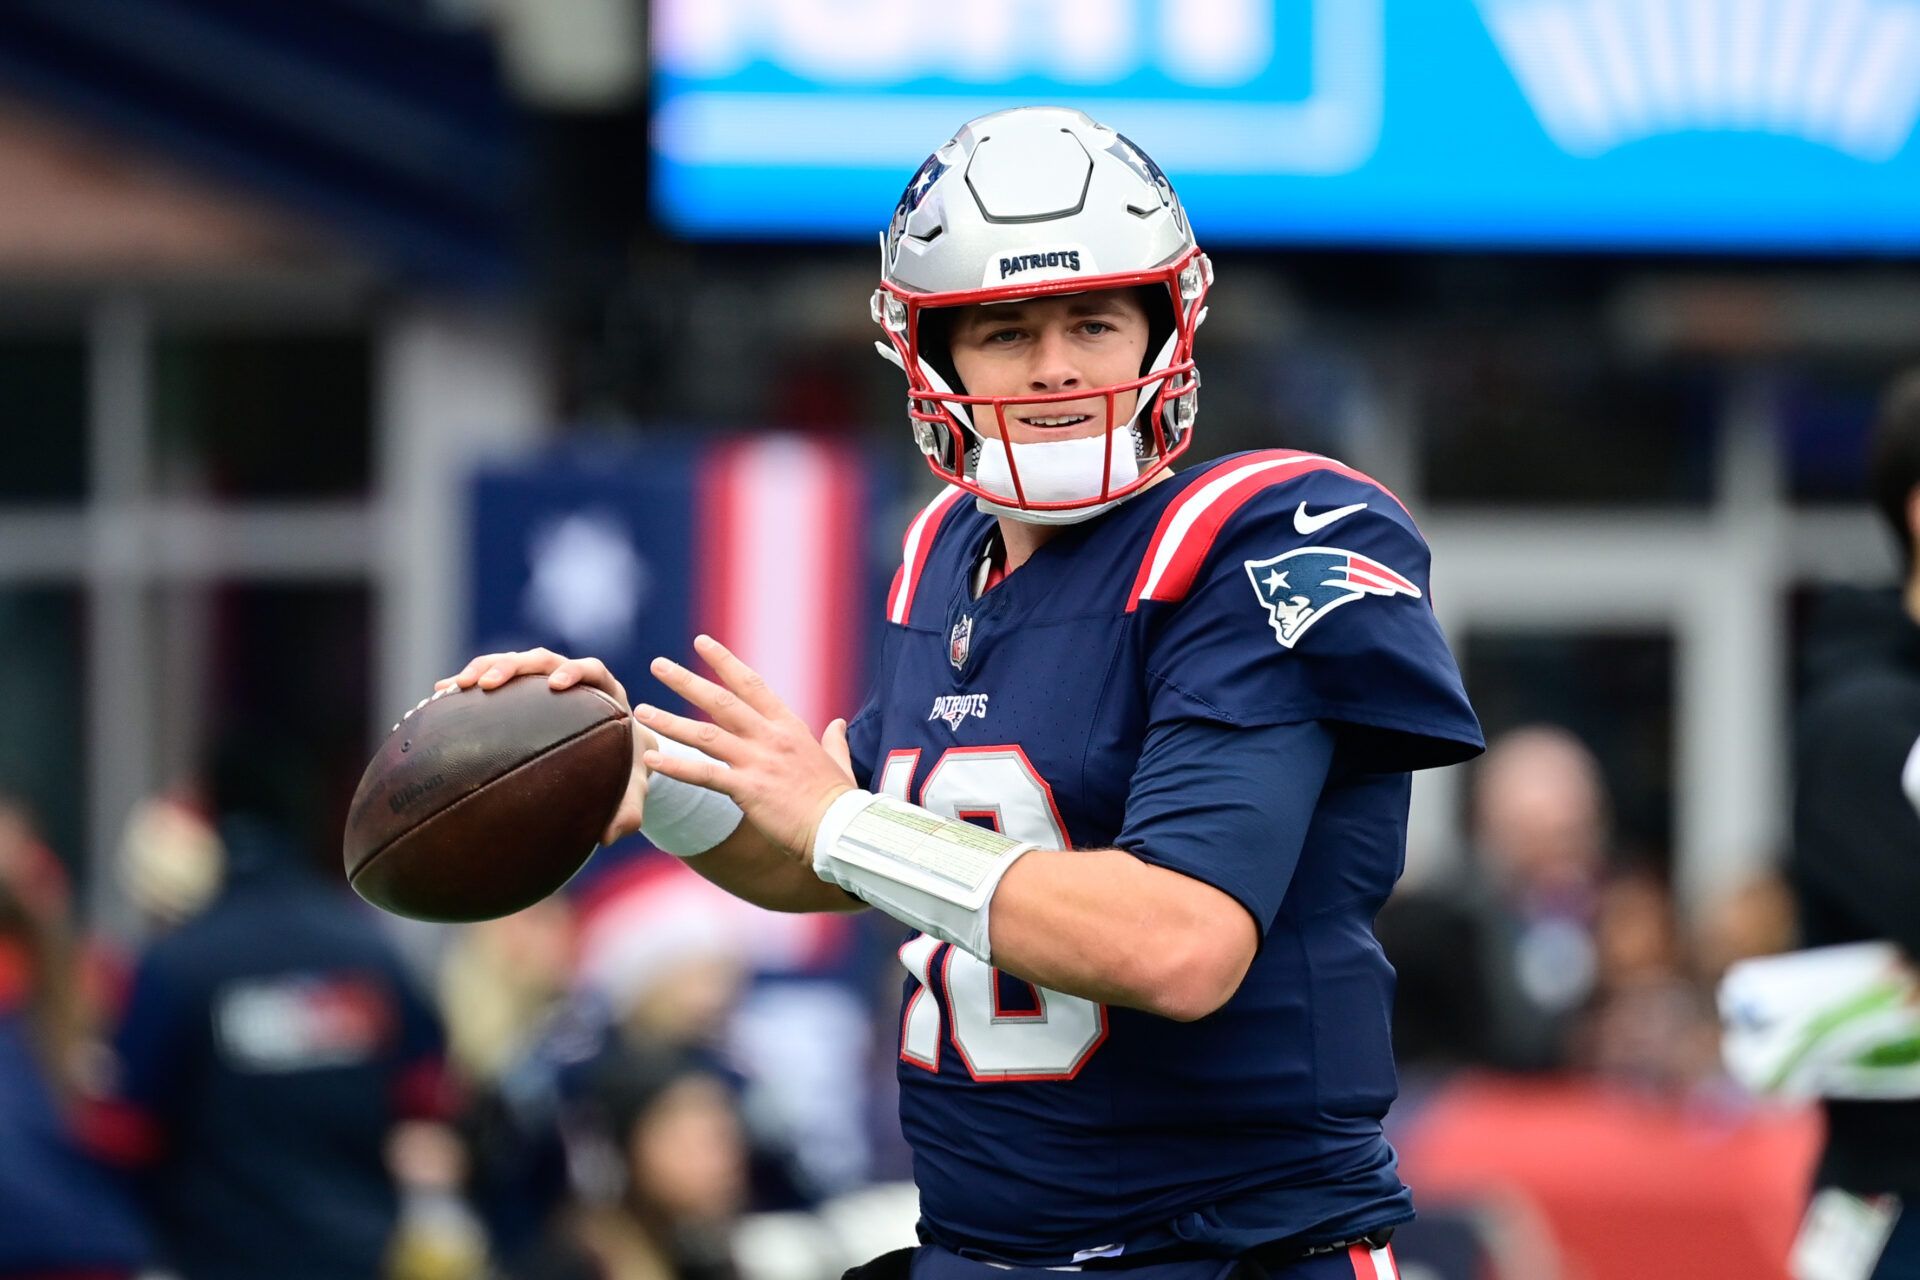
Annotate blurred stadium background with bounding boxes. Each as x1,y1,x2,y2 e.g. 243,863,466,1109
1,1,1915,1278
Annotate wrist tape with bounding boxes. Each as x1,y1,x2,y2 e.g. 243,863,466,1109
639,736,744,856
810,789,1034,962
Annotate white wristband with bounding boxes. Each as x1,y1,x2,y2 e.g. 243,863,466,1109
639,737,744,856
811,789,1034,962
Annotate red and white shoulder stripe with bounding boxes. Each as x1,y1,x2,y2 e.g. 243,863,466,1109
886,485,969,626
1126,450,1411,611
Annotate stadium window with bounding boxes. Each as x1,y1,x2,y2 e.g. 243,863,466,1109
1461,629,1676,874
1778,361,1918,507
1419,331,1715,507
0,588,86,878
197,583,373,859
0,336,88,502
152,332,373,499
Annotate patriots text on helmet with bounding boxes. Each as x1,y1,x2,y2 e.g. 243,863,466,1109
999,250,1082,280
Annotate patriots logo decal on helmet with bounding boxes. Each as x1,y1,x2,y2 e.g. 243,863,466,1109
1243,548,1422,649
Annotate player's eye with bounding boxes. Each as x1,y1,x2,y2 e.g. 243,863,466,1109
1079,320,1115,336
982,328,1025,345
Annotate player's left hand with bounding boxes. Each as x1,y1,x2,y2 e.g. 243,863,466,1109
635,634,857,863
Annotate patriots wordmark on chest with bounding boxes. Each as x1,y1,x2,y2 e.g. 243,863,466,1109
928,693,990,732
1243,546,1421,649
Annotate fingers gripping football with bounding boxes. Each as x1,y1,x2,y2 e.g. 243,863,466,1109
437,647,630,707
436,648,651,846
637,635,855,860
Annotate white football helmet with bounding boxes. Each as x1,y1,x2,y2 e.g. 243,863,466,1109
871,107,1212,524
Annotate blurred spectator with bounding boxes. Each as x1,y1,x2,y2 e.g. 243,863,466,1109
1693,872,1798,989
573,858,874,1202
84,731,456,1280
1378,725,1610,1075
439,896,579,1084
574,866,752,1056
464,857,750,1261
0,798,82,1084
116,793,224,932
1569,869,1721,1095
1785,370,1920,1275
386,1118,490,1280
510,1045,747,1280
466,856,827,1264
0,797,151,1279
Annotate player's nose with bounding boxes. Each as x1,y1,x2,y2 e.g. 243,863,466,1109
1026,325,1083,393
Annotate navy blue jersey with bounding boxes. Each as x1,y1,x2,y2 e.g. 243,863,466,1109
847,450,1482,1264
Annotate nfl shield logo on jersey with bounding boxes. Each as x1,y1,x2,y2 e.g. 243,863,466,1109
1244,547,1422,649
949,615,973,670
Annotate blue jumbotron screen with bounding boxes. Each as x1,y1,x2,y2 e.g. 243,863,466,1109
651,0,1920,252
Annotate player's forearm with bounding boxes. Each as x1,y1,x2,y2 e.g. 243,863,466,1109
986,847,1256,1022
682,819,869,915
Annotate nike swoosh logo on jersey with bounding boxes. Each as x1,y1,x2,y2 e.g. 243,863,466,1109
1293,501,1368,535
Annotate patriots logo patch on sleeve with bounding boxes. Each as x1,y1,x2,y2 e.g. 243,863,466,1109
1243,547,1422,649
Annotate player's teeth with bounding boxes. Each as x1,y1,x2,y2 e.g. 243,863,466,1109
1026,415,1087,426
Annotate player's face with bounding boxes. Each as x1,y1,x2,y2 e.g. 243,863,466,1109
947,288,1151,442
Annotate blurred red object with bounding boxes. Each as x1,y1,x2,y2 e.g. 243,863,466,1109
1400,1076,1819,1280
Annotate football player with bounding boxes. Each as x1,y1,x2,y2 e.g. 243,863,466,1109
444,107,1482,1279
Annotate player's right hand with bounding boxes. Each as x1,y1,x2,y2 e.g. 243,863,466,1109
436,649,658,846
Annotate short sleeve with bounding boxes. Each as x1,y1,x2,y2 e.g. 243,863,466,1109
1141,490,1482,773
1114,718,1335,931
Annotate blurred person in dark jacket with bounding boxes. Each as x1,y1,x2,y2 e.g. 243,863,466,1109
1569,868,1722,1095
85,732,455,1280
1377,725,1611,1076
1788,370,1920,1277
512,1044,747,1280
0,797,150,1280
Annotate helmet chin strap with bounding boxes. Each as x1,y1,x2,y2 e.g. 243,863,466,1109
973,427,1141,526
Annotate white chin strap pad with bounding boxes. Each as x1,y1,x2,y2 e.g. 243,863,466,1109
973,426,1142,523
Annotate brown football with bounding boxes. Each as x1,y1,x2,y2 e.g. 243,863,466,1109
343,675,633,922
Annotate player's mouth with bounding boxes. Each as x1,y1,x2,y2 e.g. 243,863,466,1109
1015,413,1092,429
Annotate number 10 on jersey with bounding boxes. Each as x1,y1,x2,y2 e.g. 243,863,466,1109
878,746,1108,1081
